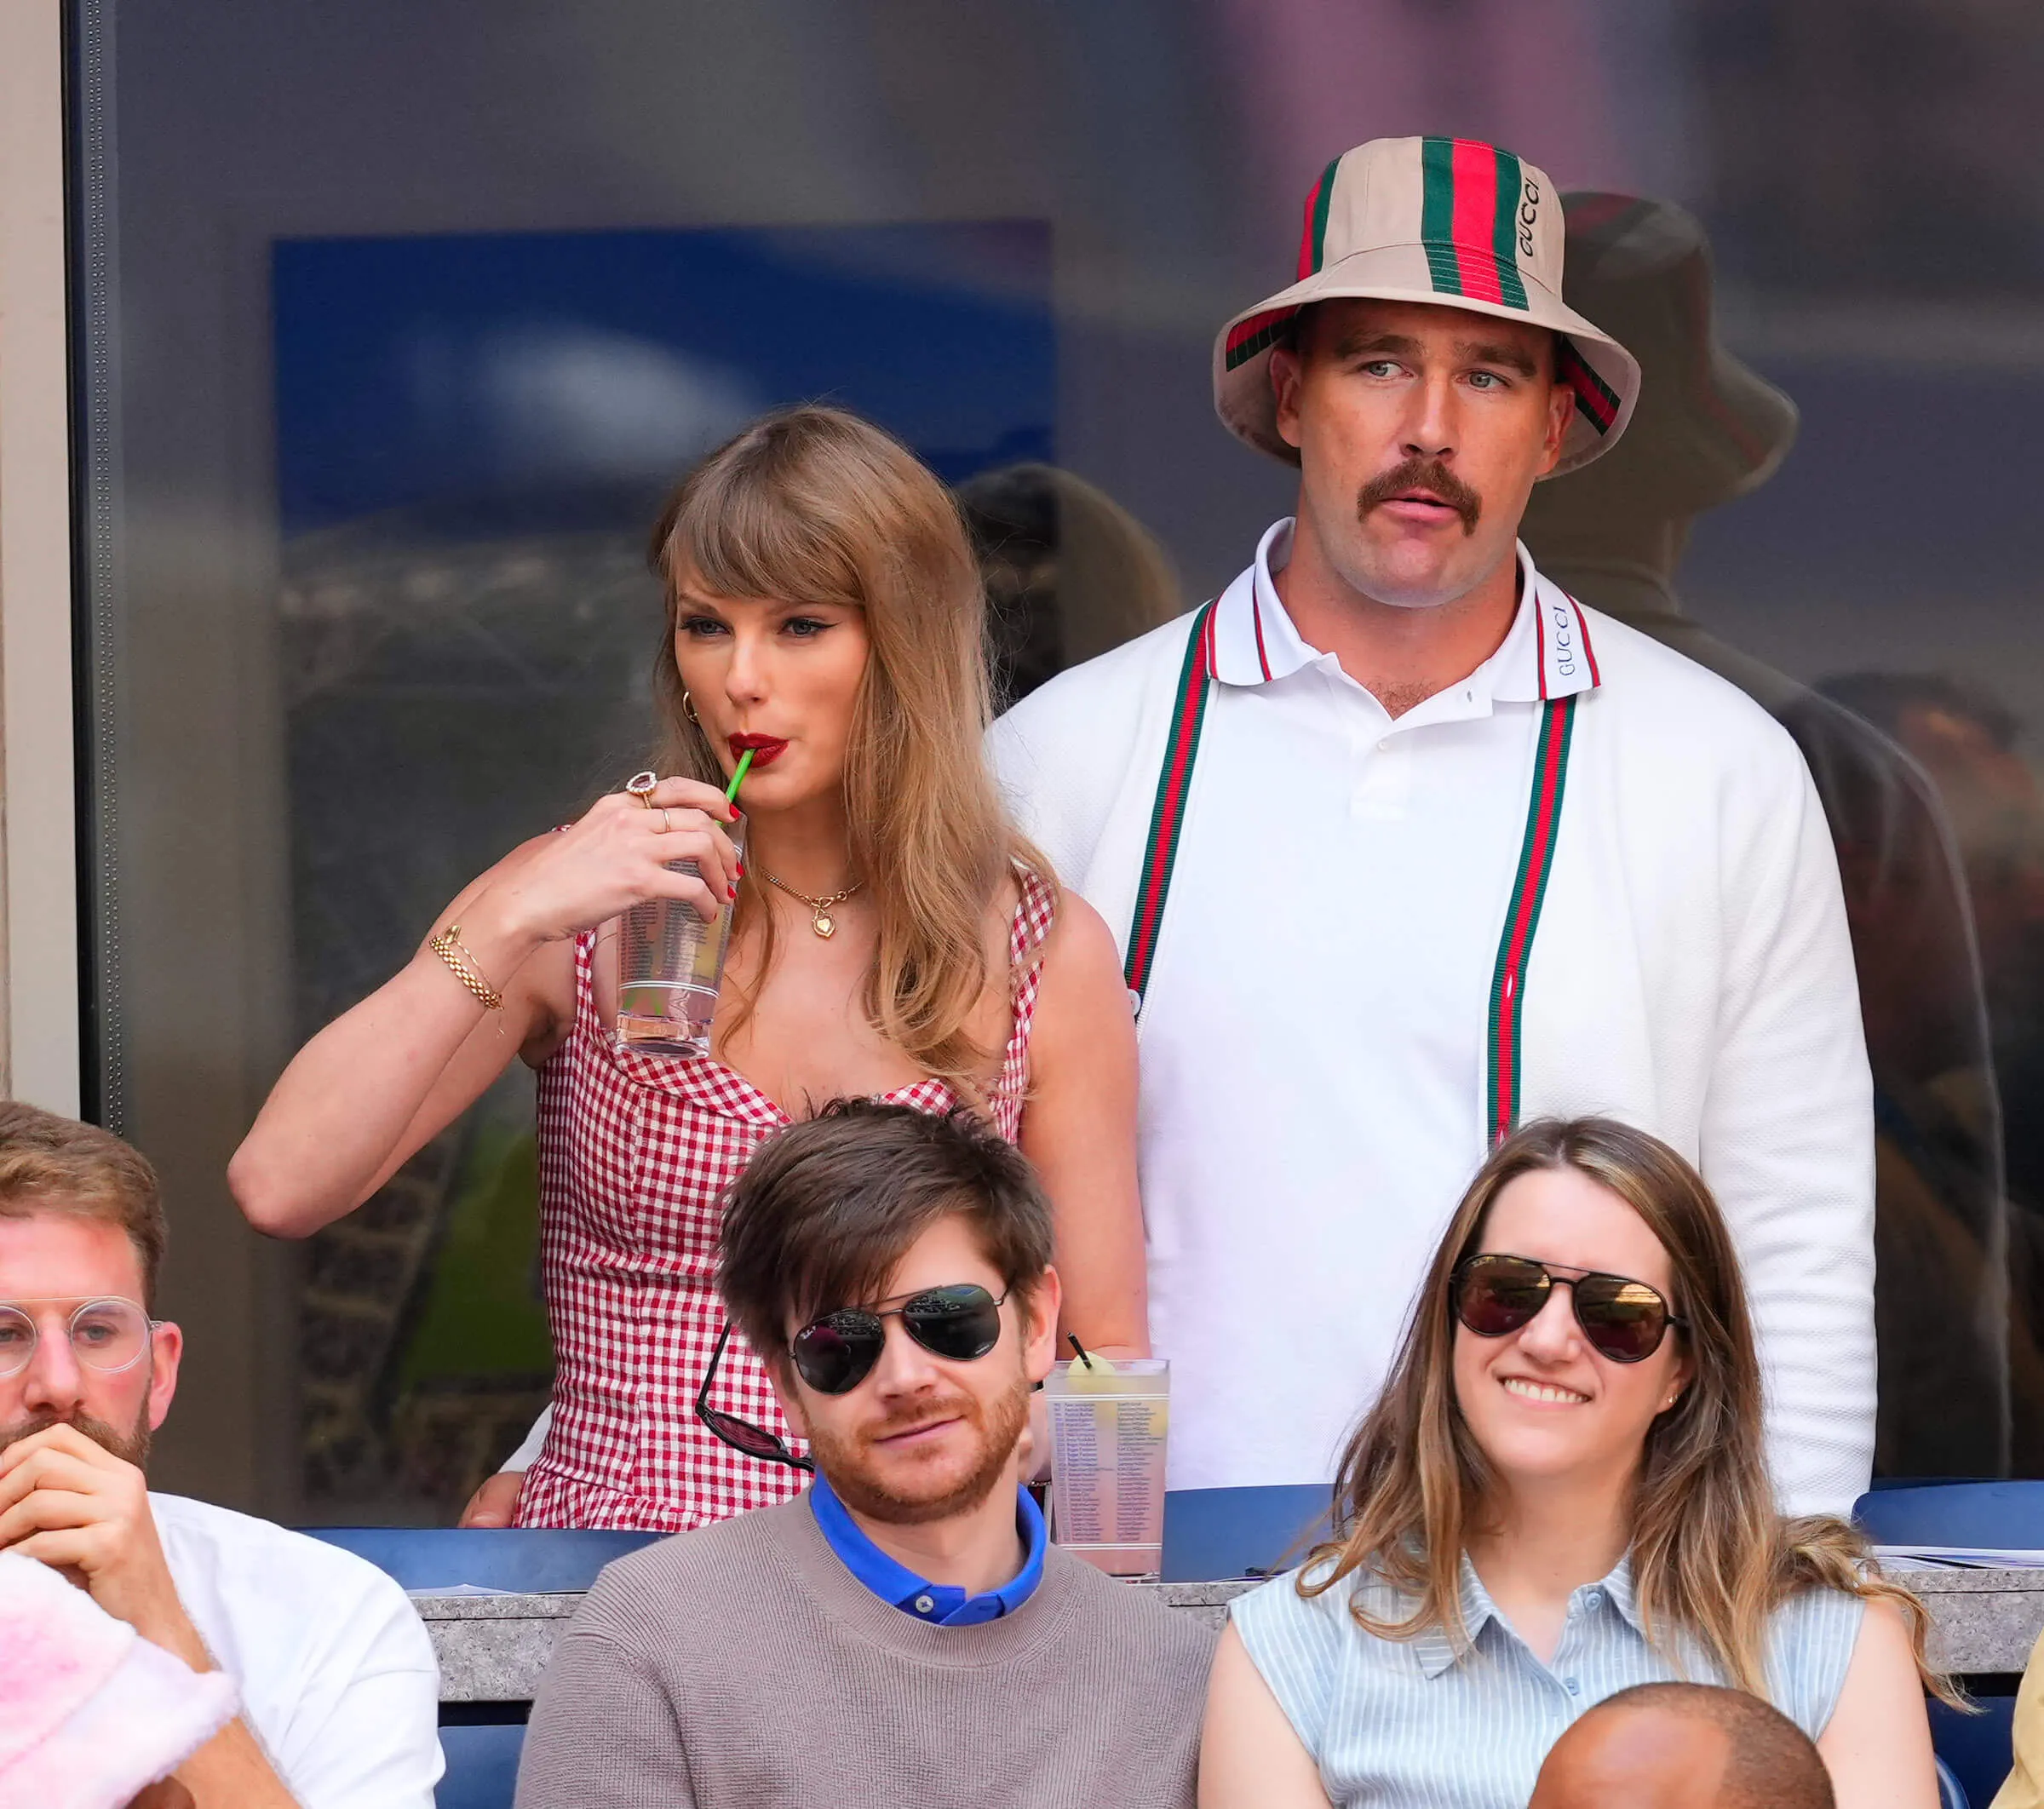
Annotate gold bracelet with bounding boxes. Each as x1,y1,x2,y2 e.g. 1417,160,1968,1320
428,925,504,1011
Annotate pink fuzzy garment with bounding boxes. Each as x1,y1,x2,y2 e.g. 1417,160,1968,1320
0,1551,236,1809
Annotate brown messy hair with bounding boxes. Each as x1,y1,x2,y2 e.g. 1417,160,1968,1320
649,406,1053,1095
0,1102,166,1309
1305,1117,1953,1703
717,1098,1054,1364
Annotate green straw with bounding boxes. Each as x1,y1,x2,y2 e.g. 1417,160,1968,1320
724,747,755,807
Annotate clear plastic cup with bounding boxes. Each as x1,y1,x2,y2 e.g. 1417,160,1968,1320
1044,1357,1169,1581
611,829,742,1057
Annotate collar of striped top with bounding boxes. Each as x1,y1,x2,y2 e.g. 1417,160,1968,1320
1411,1552,1645,1679
807,1470,1047,1628
1212,518,1601,704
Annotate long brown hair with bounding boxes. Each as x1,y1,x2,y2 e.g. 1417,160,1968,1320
648,406,1050,1093
1305,1117,1952,1702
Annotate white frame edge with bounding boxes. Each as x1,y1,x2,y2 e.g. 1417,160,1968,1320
0,0,82,1114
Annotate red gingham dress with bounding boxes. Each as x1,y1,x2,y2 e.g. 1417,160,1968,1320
514,869,1058,1530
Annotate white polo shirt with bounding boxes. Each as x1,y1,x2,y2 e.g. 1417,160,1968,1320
1118,521,1569,1491
989,520,1875,1513
153,1492,443,1808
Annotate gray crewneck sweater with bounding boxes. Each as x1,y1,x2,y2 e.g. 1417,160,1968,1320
514,1493,1215,1808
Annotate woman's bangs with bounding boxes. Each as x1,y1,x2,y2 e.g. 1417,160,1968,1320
672,458,863,612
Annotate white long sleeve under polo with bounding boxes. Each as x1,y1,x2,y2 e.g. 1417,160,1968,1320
988,520,1875,1516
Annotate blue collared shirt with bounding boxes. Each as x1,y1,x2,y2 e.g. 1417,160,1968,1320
1231,1552,1864,1807
808,1472,1046,1627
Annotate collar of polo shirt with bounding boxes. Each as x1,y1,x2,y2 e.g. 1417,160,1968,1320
1209,519,1601,707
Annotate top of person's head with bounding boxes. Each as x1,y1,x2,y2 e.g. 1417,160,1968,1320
1816,669,2021,754
0,1103,164,1310
1302,1116,1931,1700
1530,1682,1834,1809
717,1100,1054,1360
1519,192,1800,547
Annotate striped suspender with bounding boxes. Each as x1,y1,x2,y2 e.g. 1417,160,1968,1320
1484,693,1578,1143
1124,600,1217,1009
1124,606,1579,1144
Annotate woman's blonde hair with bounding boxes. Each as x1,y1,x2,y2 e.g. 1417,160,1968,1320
1305,1116,1953,1703
648,406,1049,1093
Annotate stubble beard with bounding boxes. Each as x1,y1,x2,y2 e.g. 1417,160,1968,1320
810,1368,1031,1528
0,1404,152,1467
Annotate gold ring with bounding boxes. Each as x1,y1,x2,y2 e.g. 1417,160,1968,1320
661,808,675,833
625,771,657,808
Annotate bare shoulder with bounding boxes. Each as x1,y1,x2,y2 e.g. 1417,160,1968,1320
1036,887,1124,994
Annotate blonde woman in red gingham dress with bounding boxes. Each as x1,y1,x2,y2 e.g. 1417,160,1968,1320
229,406,1150,1531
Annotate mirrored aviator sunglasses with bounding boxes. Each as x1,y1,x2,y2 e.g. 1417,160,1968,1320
1450,1254,1685,1364
789,1283,1008,1395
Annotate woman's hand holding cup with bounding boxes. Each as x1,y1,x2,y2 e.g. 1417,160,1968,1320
457,776,742,976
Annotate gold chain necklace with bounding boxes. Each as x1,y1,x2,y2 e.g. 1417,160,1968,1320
761,871,864,939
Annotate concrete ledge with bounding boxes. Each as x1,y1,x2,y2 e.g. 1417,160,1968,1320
418,1566,2044,1702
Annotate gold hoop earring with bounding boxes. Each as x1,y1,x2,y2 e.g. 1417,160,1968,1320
682,690,699,725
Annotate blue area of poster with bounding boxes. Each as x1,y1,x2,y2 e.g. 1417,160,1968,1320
272,220,1054,535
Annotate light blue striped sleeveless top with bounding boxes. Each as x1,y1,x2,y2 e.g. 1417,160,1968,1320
1231,1551,1863,1808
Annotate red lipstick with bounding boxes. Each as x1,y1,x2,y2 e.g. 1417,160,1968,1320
728,733,788,769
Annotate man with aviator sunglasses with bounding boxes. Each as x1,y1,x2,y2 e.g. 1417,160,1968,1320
517,1100,1213,1809
0,1104,440,1807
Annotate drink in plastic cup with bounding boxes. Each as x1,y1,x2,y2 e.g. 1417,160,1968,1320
1044,1356,1168,1580
612,830,743,1057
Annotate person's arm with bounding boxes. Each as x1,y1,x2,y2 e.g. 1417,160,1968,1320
229,777,739,1239
1019,890,1149,1362
1198,1623,1333,1809
515,1628,698,1809
1816,1599,1939,1809
1702,745,1876,1515
0,1425,299,1809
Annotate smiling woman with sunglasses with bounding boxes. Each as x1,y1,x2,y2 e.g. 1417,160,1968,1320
1198,1117,1946,1809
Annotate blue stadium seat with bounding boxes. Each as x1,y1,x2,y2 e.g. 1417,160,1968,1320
1854,1481,2044,1551
1161,1485,1334,1583
298,1525,663,1593
1938,1754,1972,1809
437,1722,525,1809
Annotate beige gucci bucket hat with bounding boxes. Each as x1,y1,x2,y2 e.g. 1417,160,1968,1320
1215,136,1642,475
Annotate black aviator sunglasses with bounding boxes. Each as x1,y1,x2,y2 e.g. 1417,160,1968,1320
1450,1253,1687,1364
695,1283,1010,1472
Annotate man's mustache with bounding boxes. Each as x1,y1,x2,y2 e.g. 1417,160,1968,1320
1357,457,1482,535
857,1391,980,1449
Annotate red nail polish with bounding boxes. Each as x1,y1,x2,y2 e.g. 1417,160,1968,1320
735,861,746,879
726,883,737,901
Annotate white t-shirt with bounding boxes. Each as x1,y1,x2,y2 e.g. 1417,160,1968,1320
152,1492,443,1807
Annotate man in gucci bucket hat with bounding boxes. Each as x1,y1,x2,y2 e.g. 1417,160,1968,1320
989,138,1875,1514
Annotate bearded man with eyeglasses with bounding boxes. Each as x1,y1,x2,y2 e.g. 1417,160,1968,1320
0,1102,441,1809
514,1099,1214,1809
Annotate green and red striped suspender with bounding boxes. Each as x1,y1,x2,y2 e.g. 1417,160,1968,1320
1123,600,1218,1007
1122,606,1580,1145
